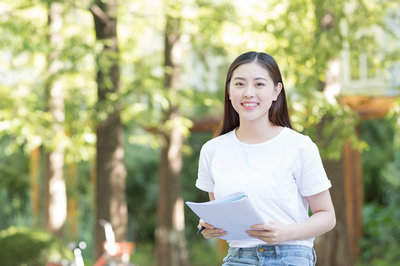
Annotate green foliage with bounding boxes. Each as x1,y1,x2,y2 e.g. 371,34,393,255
130,242,156,266
291,92,365,160
0,137,31,229
361,119,396,203
360,114,400,265
72,161,95,261
189,240,221,266
0,0,48,54
182,132,214,231
0,227,73,266
130,240,220,266
0,1,96,162
125,131,213,242
125,137,160,242
361,203,400,265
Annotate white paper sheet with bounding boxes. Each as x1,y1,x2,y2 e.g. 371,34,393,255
186,192,265,240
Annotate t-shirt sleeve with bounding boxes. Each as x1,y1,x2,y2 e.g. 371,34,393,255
295,137,332,196
195,142,215,192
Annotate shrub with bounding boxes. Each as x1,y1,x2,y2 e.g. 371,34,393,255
0,227,73,266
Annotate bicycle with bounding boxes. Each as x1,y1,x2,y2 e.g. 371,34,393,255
94,219,135,266
47,220,134,266
69,241,86,266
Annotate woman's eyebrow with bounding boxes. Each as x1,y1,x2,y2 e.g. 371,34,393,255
232,77,246,81
234,77,267,80
232,77,268,81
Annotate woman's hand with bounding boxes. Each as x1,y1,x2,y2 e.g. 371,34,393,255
246,191,335,245
198,219,227,239
246,222,292,245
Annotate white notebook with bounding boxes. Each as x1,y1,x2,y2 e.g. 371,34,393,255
186,192,265,240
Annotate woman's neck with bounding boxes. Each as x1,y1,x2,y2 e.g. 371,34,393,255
235,121,282,144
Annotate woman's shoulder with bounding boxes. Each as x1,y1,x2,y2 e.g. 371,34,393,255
201,130,235,151
281,127,315,147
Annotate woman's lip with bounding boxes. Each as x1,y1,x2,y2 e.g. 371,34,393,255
241,102,258,110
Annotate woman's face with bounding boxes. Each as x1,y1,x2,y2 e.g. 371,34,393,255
228,62,282,125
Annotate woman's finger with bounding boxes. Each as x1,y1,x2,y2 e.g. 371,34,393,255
199,219,214,229
202,228,227,239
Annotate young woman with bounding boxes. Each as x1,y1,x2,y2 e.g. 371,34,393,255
195,51,336,265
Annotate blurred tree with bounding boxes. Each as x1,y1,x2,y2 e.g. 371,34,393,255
43,0,67,238
0,0,58,231
90,0,128,260
0,0,96,238
154,1,190,265
309,1,397,264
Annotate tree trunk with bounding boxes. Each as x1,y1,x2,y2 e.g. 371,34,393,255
91,0,128,260
314,52,362,265
66,163,79,240
29,147,40,227
315,142,363,266
44,1,67,238
155,6,190,266
314,157,355,266
312,1,359,262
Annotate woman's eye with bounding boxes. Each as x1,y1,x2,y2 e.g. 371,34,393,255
235,82,244,86
256,83,265,87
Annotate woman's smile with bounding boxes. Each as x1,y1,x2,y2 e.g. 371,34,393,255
241,101,259,110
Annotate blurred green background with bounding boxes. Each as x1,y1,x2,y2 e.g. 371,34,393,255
0,0,399,265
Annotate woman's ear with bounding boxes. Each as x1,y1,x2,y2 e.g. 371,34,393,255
273,82,283,101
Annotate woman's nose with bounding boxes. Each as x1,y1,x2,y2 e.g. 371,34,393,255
243,85,255,98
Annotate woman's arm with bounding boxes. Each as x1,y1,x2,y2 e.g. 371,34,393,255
246,190,336,244
197,192,227,239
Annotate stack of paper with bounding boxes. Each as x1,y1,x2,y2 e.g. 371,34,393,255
186,192,264,240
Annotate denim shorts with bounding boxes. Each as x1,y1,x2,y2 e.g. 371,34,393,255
222,244,317,266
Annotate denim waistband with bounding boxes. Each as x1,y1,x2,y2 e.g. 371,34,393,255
227,244,316,262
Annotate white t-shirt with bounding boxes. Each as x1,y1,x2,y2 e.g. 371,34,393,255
195,127,332,248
